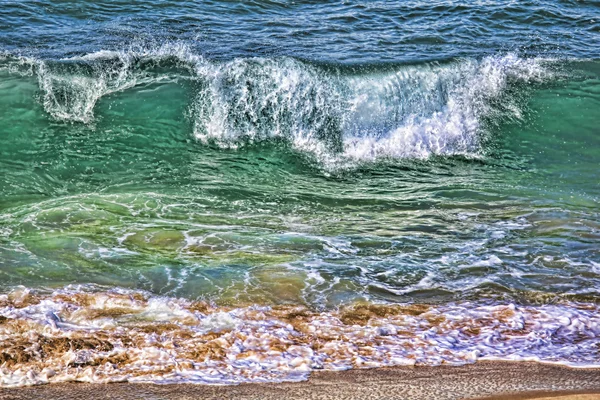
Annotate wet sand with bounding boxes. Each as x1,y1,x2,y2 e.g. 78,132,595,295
0,362,599,400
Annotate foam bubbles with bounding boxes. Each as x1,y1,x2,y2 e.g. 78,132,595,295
8,43,202,123
191,53,551,165
1,287,599,387
2,48,553,164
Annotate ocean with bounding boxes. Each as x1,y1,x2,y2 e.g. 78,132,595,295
0,0,599,386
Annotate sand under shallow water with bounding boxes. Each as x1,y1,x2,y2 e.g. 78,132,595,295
4,288,600,387
0,362,599,400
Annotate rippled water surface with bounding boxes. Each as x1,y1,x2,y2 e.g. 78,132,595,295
0,0,599,387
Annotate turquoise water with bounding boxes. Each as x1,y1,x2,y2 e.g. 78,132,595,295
0,0,599,386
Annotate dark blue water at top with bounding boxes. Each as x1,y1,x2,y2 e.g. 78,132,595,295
1,0,599,63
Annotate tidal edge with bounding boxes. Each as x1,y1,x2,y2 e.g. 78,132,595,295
1,362,600,400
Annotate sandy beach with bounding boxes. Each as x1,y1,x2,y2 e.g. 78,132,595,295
1,362,599,400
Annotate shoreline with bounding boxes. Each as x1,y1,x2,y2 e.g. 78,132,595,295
1,362,600,400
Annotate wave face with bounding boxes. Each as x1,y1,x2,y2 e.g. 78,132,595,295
2,48,551,164
3,45,201,124
192,54,548,163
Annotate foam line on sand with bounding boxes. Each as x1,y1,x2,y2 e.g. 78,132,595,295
1,362,600,400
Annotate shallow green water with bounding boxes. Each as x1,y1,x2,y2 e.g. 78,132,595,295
0,56,598,308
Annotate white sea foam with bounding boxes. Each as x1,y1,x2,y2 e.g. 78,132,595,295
1,286,599,387
2,46,553,163
190,53,551,165
341,54,548,161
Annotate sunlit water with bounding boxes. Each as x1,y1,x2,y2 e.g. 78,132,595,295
0,0,599,387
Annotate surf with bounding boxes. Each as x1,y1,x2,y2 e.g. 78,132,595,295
1,47,554,166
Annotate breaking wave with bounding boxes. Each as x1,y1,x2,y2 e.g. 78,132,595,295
0,45,553,164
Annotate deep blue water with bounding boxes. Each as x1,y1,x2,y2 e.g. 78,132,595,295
2,0,599,62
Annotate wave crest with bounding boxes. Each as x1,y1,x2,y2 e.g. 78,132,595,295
195,53,550,164
1,46,552,163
